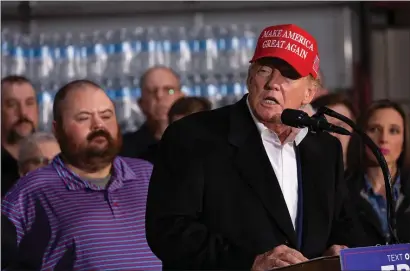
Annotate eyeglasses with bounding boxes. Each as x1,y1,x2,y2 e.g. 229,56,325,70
145,87,180,97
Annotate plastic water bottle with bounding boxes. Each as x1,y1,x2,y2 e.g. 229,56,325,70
9,33,27,76
115,28,134,76
204,73,220,109
102,77,116,101
220,74,234,107
39,34,54,82
37,82,58,132
130,76,141,101
175,26,192,75
241,24,257,71
232,72,246,103
104,30,117,78
130,76,145,129
202,25,218,74
220,73,244,106
23,35,34,79
58,32,77,83
2,30,11,76
189,27,202,74
180,73,194,96
75,32,88,78
50,33,62,81
157,27,171,67
228,24,242,73
169,27,182,74
169,27,180,73
191,74,202,97
130,27,145,76
216,26,229,76
87,31,107,80
142,27,158,69
114,76,136,133
217,74,229,108
199,75,209,99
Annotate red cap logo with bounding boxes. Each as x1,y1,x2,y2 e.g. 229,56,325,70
250,24,320,79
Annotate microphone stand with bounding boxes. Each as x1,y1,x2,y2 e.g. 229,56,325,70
316,106,400,245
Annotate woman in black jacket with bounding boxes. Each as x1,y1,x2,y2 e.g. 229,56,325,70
346,99,410,245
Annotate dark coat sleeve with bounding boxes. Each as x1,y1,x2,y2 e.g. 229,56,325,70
145,122,255,270
1,214,18,270
2,199,75,271
327,140,368,248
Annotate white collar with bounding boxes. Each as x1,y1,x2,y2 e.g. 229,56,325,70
246,97,308,146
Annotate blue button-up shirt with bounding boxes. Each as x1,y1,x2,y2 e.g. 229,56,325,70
363,174,401,239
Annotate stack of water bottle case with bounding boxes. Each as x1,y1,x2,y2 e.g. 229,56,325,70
1,24,261,132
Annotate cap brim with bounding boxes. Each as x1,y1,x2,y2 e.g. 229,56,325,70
250,51,311,78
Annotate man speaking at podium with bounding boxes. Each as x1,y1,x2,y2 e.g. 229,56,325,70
146,24,364,270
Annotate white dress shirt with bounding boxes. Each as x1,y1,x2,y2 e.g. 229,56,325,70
246,99,308,229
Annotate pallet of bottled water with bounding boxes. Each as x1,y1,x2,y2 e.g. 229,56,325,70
1,24,260,132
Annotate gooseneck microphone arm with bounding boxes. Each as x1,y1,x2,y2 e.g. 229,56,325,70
316,106,400,245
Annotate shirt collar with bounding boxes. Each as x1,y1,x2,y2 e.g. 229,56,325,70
52,155,138,191
246,97,308,146
364,173,402,199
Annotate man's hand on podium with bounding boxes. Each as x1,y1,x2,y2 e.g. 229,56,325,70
323,245,348,256
251,244,309,271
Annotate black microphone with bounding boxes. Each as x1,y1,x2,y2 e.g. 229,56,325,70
281,108,351,135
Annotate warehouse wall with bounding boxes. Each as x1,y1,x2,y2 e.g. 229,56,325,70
1,20,21,32
2,2,358,90
371,28,410,114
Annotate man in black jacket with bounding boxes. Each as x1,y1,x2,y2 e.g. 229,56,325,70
139,96,212,164
146,24,365,271
1,75,38,197
120,66,184,159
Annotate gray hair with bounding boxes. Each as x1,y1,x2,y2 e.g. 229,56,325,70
18,132,58,164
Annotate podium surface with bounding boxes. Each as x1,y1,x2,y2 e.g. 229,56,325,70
270,244,410,270
273,256,340,271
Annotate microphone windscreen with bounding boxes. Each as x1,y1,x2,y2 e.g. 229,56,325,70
281,109,309,128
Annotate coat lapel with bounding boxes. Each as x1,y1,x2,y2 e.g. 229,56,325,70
354,174,385,237
357,192,384,236
397,174,410,214
228,96,297,247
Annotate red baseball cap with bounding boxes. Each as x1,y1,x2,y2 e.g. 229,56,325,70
250,24,320,79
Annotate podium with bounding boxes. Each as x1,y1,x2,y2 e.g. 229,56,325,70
271,244,410,271
273,256,340,271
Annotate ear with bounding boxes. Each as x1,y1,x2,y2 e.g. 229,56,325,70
301,77,317,106
247,76,252,88
246,72,255,93
246,63,258,93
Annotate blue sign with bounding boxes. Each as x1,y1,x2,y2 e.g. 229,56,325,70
340,244,410,271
